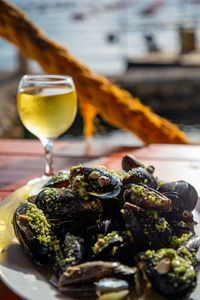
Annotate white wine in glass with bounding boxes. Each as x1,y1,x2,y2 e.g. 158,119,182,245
17,75,77,176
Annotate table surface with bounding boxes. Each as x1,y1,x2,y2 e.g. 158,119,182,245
1,138,200,300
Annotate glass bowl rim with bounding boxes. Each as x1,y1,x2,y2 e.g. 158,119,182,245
21,74,74,85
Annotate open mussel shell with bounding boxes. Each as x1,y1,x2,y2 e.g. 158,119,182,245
69,166,121,199
88,186,121,199
13,203,51,265
27,195,37,204
95,278,129,296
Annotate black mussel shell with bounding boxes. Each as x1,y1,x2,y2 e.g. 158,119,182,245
122,154,144,171
91,231,133,264
86,218,125,237
58,260,137,288
123,203,172,251
13,203,52,265
139,249,197,299
43,171,70,188
69,166,121,199
58,278,129,298
123,184,172,212
35,187,103,220
177,234,200,259
54,233,84,277
122,167,158,189
158,180,198,212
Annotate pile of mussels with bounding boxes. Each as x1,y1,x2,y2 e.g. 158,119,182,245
13,155,200,299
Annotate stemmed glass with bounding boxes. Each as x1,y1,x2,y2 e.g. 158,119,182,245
17,75,77,177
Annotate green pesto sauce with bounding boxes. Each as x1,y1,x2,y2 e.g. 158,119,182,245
147,210,158,219
71,175,88,198
145,248,195,283
123,169,146,183
39,188,66,213
54,245,76,268
26,203,52,247
112,170,127,182
143,210,168,234
54,235,83,268
170,234,190,249
155,218,167,232
88,171,101,180
178,246,194,263
130,184,165,205
92,231,123,254
70,164,83,172
48,171,69,184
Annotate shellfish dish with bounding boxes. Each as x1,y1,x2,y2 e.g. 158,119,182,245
13,154,200,299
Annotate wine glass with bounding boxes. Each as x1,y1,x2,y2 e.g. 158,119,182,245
17,74,77,177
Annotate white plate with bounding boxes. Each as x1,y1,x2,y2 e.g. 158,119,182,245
0,180,200,300
0,179,71,300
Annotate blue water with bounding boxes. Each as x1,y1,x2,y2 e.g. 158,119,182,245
1,0,200,75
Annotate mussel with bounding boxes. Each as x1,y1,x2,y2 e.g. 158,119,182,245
35,187,103,220
177,234,200,263
13,202,52,265
122,167,158,189
58,260,137,288
43,170,70,188
69,166,121,199
123,202,172,250
58,277,129,298
91,231,133,264
158,180,198,212
123,184,172,212
122,154,145,170
86,218,125,237
137,248,197,299
122,154,155,175
54,233,84,277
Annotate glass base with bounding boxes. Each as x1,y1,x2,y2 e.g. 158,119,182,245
27,175,52,185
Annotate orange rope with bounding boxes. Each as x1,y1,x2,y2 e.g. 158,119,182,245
0,0,189,144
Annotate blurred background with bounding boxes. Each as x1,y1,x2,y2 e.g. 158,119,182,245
1,0,200,143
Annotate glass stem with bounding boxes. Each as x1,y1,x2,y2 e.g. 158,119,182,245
40,137,54,176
